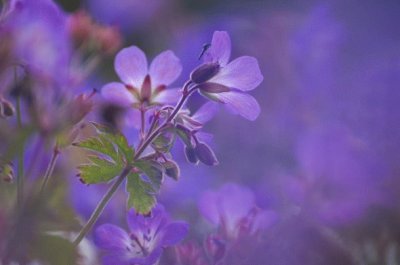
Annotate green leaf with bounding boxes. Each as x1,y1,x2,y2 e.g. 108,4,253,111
73,123,134,184
126,159,166,214
126,172,157,214
135,160,164,190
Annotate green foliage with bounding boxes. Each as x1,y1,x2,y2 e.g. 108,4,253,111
126,172,157,215
73,123,134,184
126,160,165,214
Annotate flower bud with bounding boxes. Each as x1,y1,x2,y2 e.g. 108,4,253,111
162,160,180,180
199,83,230,93
1,163,14,183
69,93,94,125
184,146,199,164
176,124,193,147
190,62,220,84
194,142,219,166
95,26,122,55
204,234,226,264
67,10,93,46
0,98,15,118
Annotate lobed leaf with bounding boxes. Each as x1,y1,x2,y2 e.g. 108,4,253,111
126,172,157,215
73,123,134,184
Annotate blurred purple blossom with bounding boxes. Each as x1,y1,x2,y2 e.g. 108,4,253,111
293,124,384,226
198,183,276,240
85,0,165,33
95,204,189,265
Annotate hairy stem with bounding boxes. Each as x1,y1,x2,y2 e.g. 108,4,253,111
72,81,196,246
14,67,24,209
72,166,132,246
39,146,60,193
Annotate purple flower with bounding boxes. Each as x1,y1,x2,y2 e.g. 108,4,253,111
191,31,263,121
101,46,183,109
198,183,276,240
94,204,189,265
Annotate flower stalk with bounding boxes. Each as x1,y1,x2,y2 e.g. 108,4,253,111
72,82,196,246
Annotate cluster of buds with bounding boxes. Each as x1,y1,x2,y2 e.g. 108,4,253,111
67,10,122,55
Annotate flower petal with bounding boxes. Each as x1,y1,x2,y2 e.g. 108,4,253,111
204,31,231,66
152,88,181,105
127,204,167,236
211,91,261,121
103,253,132,265
198,191,220,225
115,46,148,87
101,82,137,107
149,50,182,87
94,224,130,251
192,102,219,124
160,221,189,246
210,56,263,91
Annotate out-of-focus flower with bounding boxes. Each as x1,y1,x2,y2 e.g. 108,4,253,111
85,0,165,33
191,31,263,121
102,46,183,109
293,124,383,226
95,204,189,265
198,183,276,240
67,10,122,55
175,241,209,265
4,0,71,86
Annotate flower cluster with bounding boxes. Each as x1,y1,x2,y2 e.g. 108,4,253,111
0,0,265,264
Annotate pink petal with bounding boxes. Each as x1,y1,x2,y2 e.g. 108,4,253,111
149,50,182,87
212,91,260,121
204,31,231,66
101,82,137,107
114,46,148,88
152,88,182,105
210,56,263,91
192,102,219,124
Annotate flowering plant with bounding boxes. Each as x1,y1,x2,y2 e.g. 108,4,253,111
0,1,263,264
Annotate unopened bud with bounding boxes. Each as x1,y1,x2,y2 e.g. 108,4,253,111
162,160,180,180
204,234,226,263
184,146,199,164
1,163,14,183
190,62,220,84
95,26,122,55
69,93,94,125
199,82,230,93
0,98,15,118
67,10,93,46
194,142,219,166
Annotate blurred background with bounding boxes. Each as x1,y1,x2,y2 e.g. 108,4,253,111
1,0,400,264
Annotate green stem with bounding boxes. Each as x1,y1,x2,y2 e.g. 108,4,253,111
72,82,196,246
39,146,60,193
72,166,132,246
15,68,24,209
